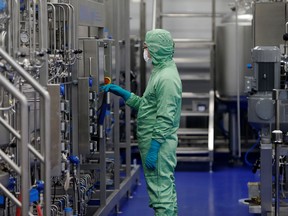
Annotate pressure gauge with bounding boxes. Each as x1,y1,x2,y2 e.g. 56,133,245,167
20,32,29,43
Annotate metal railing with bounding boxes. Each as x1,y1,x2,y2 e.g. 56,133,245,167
0,47,51,216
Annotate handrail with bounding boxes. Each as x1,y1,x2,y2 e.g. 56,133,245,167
208,90,214,172
0,73,29,215
0,47,51,216
0,116,21,139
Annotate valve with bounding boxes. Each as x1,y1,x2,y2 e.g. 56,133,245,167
35,180,44,192
68,155,80,165
73,49,83,54
283,33,288,41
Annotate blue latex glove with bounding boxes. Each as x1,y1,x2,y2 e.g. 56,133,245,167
101,84,131,101
145,140,161,170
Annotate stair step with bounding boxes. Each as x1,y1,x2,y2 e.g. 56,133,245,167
180,73,210,81
174,57,210,64
177,147,209,154
181,110,209,117
177,156,211,162
177,128,208,135
160,12,220,18
182,92,209,99
173,39,215,48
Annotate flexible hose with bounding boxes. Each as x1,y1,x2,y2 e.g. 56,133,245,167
15,194,21,216
36,205,43,216
244,134,260,167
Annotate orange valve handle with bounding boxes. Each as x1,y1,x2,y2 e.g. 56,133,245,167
104,77,111,85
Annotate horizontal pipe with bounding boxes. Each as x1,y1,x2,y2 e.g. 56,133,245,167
0,116,21,140
0,149,21,175
0,183,22,207
28,144,45,163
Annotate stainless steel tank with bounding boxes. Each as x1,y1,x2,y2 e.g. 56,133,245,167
216,6,253,99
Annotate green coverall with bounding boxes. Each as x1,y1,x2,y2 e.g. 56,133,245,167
126,29,182,216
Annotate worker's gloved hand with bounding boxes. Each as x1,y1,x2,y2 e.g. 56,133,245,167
101,84,131,101
145,139,161,170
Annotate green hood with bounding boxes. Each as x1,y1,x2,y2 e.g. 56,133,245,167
145,29,174,66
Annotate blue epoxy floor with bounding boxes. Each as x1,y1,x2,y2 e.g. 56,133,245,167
110,159,259,216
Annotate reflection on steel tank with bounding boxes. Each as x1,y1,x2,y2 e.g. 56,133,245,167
216,3,253,100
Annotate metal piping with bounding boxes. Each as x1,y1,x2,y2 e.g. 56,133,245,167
0,103,15,111
0,183,22,207
285,22,288,56
68,4,76,49
28,144,45,162
53,3,72,51
12,0,19,57
7,0,11,55
0,149,21,174
0,115,20,139
0,47,51,216
33,0,37,56
0,73,29,215
235,2,241,159
54,5,66,51
152,0,157,29
47,3,57,52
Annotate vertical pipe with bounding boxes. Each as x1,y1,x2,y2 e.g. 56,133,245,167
275,142,280,216
272,129,283,216
7,0,11,54
12,0,19,58
285,22,288,56
273,90,281,216
152,0,157,30
124,0,131,176
47,3,57,53
140,0,146,96
113,0,120,190
32,0,36,57
68,4,76,49
235,1,241,159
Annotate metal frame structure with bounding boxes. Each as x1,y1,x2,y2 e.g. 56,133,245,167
0,0,139,215
151,0,216,171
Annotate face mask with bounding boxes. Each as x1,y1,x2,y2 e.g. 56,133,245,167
143,49,151,63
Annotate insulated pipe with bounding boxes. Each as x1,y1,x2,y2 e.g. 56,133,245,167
0,47,51,216
0,73,29,215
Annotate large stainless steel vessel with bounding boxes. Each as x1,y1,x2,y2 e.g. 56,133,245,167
216,6,253,99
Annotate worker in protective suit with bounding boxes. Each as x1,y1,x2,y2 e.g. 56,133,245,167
102,29,182,216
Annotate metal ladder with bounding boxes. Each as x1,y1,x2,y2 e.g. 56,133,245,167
152,0,215,171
